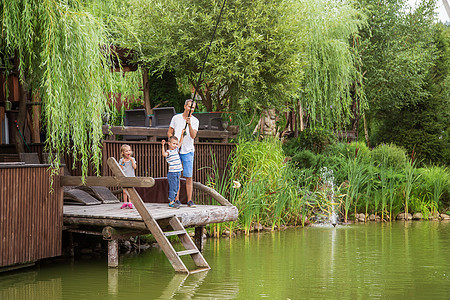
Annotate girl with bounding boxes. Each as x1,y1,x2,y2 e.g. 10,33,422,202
119,144,137,209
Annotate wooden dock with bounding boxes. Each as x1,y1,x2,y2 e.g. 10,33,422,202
63,203,238,230
60,157,238,273
63,202,238,273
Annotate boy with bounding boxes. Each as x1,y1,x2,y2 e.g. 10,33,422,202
167,99,199,208
161,129,185,208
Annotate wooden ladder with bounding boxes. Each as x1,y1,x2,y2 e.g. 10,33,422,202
107,157,210,274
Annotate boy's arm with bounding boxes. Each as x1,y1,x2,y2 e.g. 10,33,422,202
161,140,168,157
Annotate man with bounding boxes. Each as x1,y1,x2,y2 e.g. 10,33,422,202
167,99,199,207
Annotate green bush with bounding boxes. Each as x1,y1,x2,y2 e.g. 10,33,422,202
371,143,407,170
291,150,318,169
283,127,337,155
325,142,371,163
415,166,450,211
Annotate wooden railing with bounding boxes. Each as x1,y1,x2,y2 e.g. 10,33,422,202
102,125,238,143
0,165,63,269
102,140,236,204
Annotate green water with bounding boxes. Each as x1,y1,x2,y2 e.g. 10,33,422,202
1,222,449,299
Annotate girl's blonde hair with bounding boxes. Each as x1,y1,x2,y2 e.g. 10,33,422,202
120,144,133,158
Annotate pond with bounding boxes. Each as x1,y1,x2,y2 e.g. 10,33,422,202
1,221,449,299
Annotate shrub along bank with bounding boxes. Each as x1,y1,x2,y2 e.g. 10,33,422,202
209,134,450,235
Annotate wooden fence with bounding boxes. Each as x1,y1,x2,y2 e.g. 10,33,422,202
0,165,63,269
102,141,236,203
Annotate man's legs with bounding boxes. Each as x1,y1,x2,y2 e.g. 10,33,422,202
179,152,195,206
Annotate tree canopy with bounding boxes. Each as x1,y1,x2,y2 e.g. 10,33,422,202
119,0,365,126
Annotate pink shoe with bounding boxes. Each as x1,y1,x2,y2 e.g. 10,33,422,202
120,203,127,209
128,203,133,209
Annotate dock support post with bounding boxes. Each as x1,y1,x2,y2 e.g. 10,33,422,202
108,239,119,268
68,232,75,257
194,226,204,252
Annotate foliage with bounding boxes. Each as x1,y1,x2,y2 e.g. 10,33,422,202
148,70,191,113
358,0,449,165
300,0,368,129
111,68,144,105
1,0,118,176
230,137,286,233
283,127,337,155
403,158,421,216
324,141,371,163
416,166,450,213
122,0,305,112
370,143,407,170
291,150,318,169
342,153,368,222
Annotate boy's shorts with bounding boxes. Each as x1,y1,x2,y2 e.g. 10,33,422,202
180,152,194,178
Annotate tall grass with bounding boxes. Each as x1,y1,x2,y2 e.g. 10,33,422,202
343,152,368,222
403,158,420,217
419,166,449,214
231,137,286,234
205,137,448,234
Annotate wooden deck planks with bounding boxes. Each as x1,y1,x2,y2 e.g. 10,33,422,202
63,203,238,228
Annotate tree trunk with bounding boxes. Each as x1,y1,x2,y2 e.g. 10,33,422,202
31,92,41,143
299,101,304,132
363,114,370,148
142,68,152,115
294,106,299,138
14,75,28,154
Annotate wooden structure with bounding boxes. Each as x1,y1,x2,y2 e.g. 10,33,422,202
102,125,237,143
0,164,63,271
102,140,234,202
62,157,238,273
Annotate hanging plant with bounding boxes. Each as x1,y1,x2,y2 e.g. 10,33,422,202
1,0,118,177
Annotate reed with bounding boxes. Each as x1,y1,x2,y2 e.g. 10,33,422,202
343,153,368,222
420,166,449,214
403,158,420,217
230,137,286,234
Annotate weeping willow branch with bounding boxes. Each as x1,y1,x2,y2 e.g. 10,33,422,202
300,0,367,129
1,0,117,177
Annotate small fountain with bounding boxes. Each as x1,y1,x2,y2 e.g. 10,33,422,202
320,167,338,227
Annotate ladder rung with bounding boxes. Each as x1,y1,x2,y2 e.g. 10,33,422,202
164,230,187,237
188,267,211,274
177,249,199,256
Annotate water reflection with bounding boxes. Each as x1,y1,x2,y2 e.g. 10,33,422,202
107,268,118,296
0,270,62,299
158,271,209,299
0,222,448,299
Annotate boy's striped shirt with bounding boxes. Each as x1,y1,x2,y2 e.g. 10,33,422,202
166,148,183,172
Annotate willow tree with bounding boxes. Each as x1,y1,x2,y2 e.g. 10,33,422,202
1,0,117,176
119,0,306,112
299,0,368,130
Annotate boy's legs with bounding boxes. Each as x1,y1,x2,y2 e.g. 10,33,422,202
168,172,181,208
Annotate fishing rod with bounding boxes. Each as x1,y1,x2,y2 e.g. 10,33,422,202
185,0,227,130
14,120,31,152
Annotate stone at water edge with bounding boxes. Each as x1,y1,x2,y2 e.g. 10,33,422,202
413,213,423,220
254,223,263,231
396,213,413,220
357,213,366,222
440,213,450,220
369,214,376,221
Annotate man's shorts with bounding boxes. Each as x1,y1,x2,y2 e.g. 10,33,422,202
180,152,194,178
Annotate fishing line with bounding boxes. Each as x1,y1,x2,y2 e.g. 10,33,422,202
185,0,227,130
